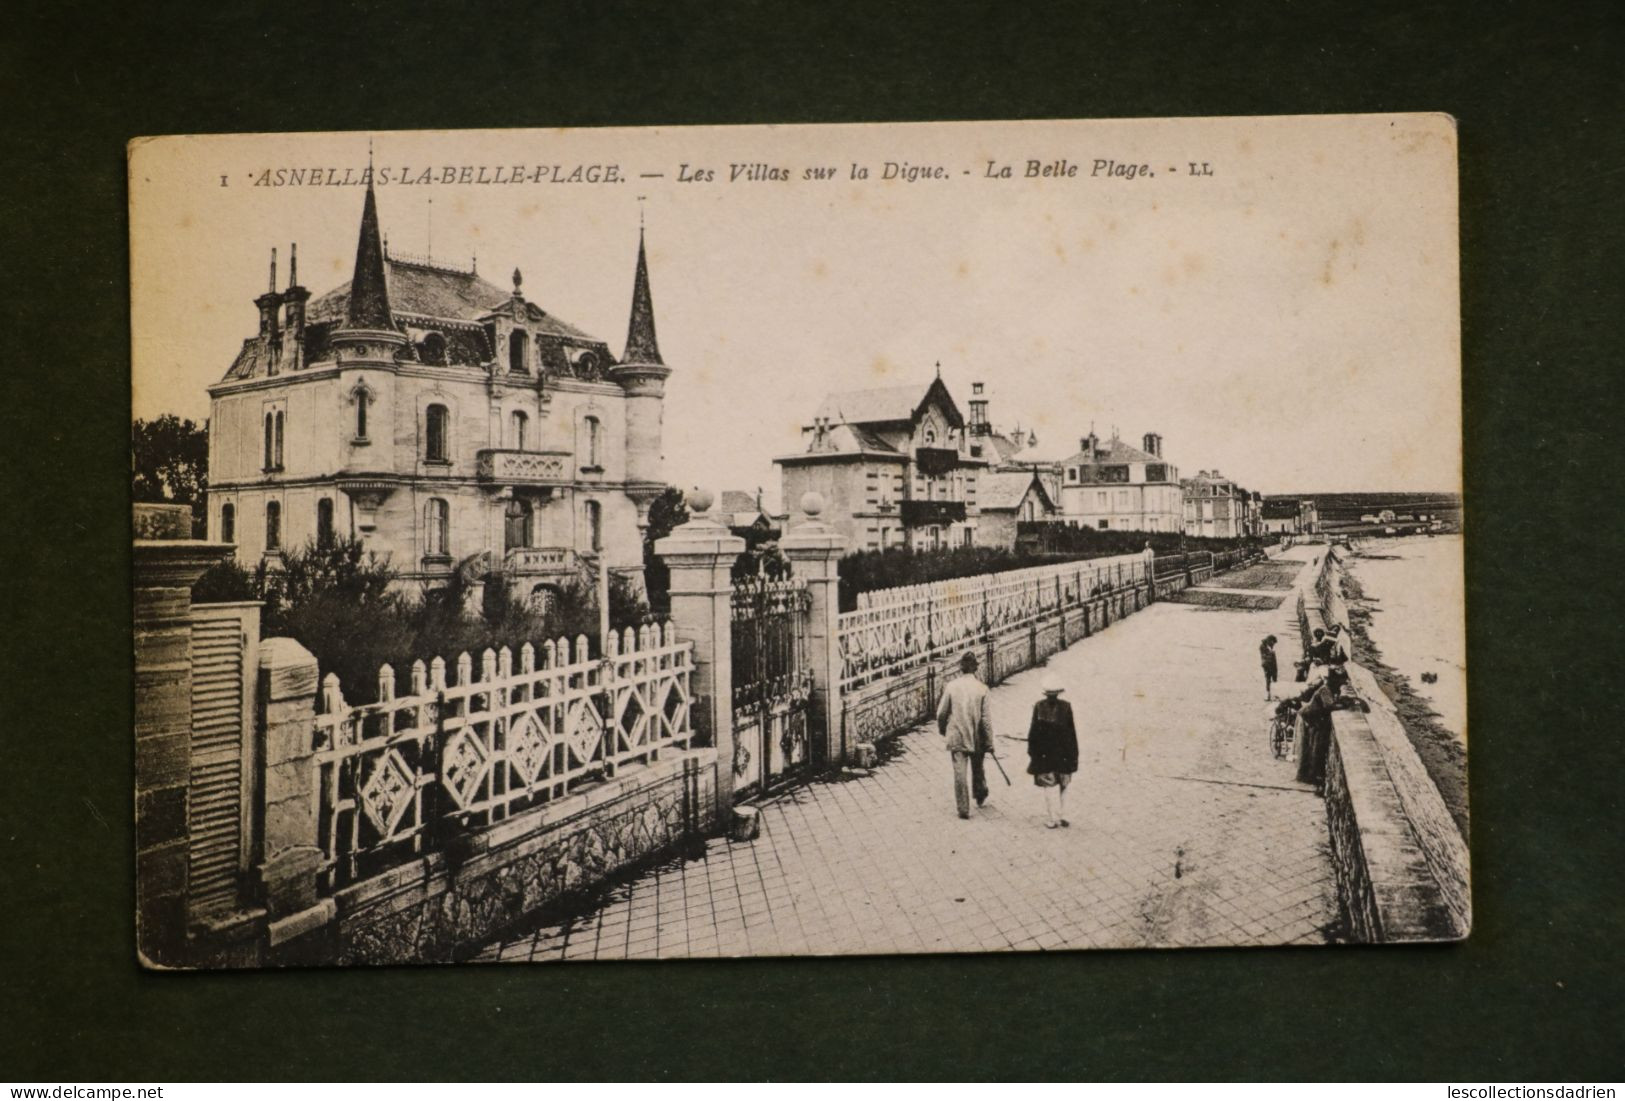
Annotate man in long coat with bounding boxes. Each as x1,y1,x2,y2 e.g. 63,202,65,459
1027,674,1080,828
937,652,993,819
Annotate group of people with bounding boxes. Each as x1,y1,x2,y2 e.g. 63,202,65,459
935,652,1079,830
1262,624,1353,789
931,617,1357,826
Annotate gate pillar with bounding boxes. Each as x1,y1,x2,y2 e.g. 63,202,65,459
780,493,847,767
655,491,746,819
133,504,231,968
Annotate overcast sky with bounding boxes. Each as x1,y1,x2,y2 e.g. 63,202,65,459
131,115,1460,508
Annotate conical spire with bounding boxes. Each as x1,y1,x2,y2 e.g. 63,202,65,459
345,173,395,331
621,229,663,366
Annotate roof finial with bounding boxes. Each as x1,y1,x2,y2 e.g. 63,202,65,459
935,359,941,379
289,242,298,287
268,247,277,294
512,267,523,294
426,196,432,260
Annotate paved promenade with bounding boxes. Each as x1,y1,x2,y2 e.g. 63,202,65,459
474,548,1340,962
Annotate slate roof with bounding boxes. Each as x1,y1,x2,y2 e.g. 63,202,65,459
812,376,964,430
977,471,1056,511
307,257,601,343
814,384,927,425
1060,437,1163,466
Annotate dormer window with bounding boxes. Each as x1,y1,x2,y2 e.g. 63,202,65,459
508,330,529,374
420,332,447,366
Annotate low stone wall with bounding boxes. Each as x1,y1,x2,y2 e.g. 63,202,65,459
1325,712,1458,940
1299,553,1470,941
265,749,716,966
840,582,1151,751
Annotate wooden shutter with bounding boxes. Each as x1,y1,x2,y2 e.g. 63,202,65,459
187,603,260,920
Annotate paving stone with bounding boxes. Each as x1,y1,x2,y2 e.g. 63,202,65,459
472,551,1340,962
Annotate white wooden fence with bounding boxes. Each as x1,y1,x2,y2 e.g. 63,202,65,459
311,624,694,890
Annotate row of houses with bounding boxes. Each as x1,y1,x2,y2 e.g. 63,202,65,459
203,182,1319,605
771,375,1313,552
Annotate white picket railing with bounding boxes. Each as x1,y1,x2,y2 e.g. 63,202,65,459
837,551,1151,691
311,624,693,890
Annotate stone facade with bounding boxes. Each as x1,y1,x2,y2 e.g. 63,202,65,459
1055,431,1184,533
777,376,987,552
206,180,672,601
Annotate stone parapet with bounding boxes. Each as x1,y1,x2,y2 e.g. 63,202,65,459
331,749,716,964
1326,712,1460,941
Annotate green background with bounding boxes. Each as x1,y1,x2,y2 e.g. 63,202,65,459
4,0,1621,1081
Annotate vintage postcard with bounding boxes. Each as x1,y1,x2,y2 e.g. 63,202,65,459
129,114,1466,968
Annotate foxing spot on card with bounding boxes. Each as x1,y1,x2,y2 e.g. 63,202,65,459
129,115,1465,968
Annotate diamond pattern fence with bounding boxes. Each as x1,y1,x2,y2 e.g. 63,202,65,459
312,624,693,891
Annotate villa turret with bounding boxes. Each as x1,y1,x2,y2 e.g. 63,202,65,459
207,175,672,602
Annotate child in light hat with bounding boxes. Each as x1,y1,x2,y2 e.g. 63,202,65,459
1027,673,1080,828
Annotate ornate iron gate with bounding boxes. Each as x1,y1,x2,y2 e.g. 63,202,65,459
730,577,813,799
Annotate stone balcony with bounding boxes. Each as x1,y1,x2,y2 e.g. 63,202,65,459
503,546,578,574
476,448,573,486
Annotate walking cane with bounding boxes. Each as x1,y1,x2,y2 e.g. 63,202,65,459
986,746,1013,786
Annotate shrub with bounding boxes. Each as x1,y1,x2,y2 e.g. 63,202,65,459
192,537,654,704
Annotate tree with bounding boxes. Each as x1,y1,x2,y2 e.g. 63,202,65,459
641,486,690,614
132,414,209,535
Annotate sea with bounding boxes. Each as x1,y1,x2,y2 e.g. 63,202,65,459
1346,533,1467,742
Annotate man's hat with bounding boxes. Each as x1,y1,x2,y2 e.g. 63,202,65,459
1041,674,1064,695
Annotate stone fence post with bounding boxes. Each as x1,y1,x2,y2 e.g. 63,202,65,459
655,490,746,817
133,504,230,967
254,638,326,947
780,493,847,767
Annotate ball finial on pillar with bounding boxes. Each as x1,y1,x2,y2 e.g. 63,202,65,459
800,491,826,517
688,487,715,514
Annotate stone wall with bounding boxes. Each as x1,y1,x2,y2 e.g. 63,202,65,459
324,749,716,965
1299,553,1470,941
841,581,1151,752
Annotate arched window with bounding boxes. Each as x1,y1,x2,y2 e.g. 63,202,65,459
425,404,449,462
584,499,603,552
316,498,335,548
420,332,447,366
583,415,602,469
220,503,235,544
354,389,370,440
508,330,529,374
265,501,282,551
510,410,528,451
264,413,275,470
274,411,285,469
504,498,532,551
529,584,560,616
425,498,450,557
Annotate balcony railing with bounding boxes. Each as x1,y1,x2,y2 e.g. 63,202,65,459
900,499,967,527
504,547,577,573
476,449,572,485
913,447,961,476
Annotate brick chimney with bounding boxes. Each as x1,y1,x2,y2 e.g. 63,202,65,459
256,248,283,375
281,242,310,372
